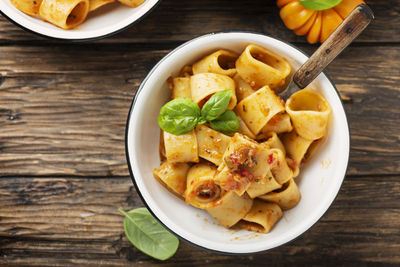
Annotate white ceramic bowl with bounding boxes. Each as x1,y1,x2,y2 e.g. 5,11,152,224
0,0,160,40
125,32,350,254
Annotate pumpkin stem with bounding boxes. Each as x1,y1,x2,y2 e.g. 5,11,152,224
299,0,343,11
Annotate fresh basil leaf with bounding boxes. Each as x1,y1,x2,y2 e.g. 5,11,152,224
198,117,207,124
118,208,179,261
300,0,342,10
201,90,232,121
209,110,239,134
158,98,200,135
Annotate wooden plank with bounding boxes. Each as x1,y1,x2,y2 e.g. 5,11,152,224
0,45,161,177
0,45,399,177
0,176,399,265
0,0,398,44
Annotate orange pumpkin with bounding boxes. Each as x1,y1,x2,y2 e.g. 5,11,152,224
277,0,365,44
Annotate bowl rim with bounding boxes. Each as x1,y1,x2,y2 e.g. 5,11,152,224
0,0,162,42
125,31,351,254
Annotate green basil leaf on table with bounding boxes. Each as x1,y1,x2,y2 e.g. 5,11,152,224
299,0,343,10
158,98,200,135
118,208,179,261
201,89,232,121
209,110,240,134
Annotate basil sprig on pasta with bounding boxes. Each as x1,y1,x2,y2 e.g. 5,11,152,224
209,110,239,134
158,98,201,135
158,90,239,135
201,90,231,121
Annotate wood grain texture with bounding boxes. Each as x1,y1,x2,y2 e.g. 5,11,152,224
0,176,399,266
0,45,399,177
0,45,163,177
0,0,399,44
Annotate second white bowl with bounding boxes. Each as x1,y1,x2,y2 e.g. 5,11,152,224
0,0,160,40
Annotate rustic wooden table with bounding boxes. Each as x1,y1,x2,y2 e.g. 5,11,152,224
0,0,399,265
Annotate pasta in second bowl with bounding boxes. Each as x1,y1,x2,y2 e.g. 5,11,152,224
0,0,160,40
125,32,350,254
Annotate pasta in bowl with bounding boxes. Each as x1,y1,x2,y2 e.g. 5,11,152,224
125,32,350,253
0,0,160,40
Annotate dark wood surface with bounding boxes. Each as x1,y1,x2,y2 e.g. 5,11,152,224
0,0,399,265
